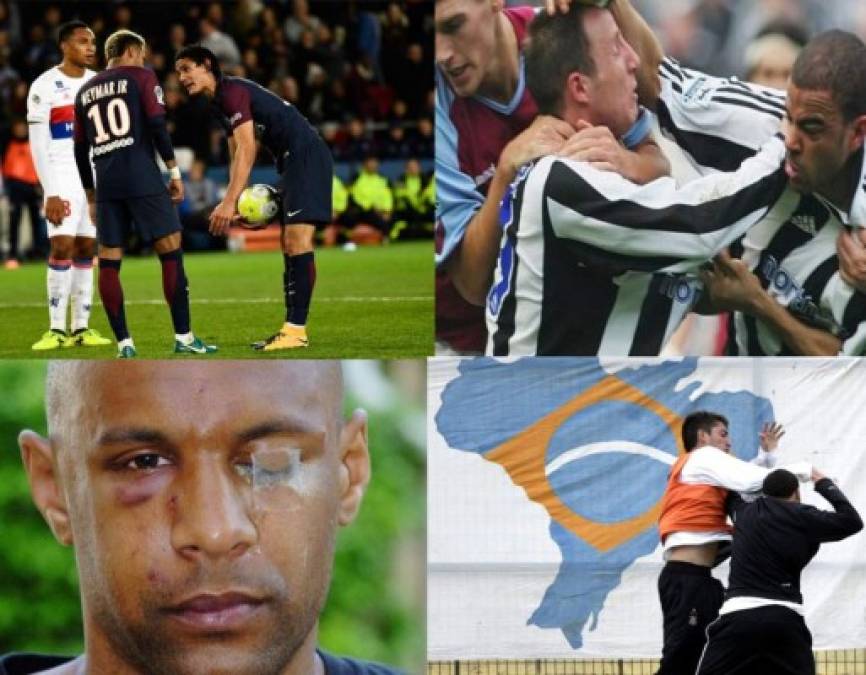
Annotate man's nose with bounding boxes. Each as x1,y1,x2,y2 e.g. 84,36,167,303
170,456,257,561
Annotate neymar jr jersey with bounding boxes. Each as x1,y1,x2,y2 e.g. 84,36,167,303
74,65,171,200
212,75,321,171
27,66,96,188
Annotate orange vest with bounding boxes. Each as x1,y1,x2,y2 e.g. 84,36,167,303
658,452,732,543
2,139,38,184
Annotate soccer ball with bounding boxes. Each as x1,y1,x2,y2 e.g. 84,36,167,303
237,184,280,228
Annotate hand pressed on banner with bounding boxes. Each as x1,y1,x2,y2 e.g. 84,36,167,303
759,422,785,452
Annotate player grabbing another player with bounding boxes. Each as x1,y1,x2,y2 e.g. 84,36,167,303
74,30,216,358
697,469,863,674
27,20,110,351
656,412,810,675
175,45,333,351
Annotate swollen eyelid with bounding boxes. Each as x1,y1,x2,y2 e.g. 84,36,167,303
252,447,301,488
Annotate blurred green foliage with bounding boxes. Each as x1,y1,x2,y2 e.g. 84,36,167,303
0,361,425,672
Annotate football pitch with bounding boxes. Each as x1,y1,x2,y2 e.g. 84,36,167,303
0,242,432,359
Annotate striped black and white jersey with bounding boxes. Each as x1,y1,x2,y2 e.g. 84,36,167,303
485,137,788,356
729,156,866,355
656,57,866,355
657,57,786,174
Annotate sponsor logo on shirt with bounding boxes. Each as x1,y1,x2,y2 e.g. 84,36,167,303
659,274,700,305
230,112,243,125
790,214,817,236
683,76,714,108
154,84,164,106
49,104,75,140
761,254,809,310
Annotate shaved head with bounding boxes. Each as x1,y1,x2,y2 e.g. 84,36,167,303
45,361,343,450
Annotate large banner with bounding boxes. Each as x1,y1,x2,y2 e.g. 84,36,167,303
428,357,866,659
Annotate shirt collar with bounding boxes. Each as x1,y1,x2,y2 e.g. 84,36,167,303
848,145,866,226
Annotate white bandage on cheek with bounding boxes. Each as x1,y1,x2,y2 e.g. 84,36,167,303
250,447,304,509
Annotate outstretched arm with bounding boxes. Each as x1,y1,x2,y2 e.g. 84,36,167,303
210,121,255,235
444,115,575,306
681,446,811,493
805,475,864,543
539,135,787,273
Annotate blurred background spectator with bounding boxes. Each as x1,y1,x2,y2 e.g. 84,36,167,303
1,0,433,260
742,20,806,89
326,155,394,246
2,117,44,266
622,0,866,81
503,0,866,82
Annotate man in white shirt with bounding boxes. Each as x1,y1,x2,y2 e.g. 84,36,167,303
655,411,811,675
27,20,110,350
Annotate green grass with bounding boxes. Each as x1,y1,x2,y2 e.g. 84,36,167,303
0,242,433,358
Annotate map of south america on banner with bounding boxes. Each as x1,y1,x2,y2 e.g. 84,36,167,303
428,358,866,660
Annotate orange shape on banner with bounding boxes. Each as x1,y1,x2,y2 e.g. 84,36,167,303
487,374,684,552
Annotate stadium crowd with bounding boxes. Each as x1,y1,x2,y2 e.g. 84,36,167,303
1,0,434,264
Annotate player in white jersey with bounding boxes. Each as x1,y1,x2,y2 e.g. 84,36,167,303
27,20,110,350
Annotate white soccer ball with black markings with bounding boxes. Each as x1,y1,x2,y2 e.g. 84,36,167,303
237,184,280,228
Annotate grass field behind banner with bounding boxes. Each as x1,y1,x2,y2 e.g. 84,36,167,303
0,242,433,359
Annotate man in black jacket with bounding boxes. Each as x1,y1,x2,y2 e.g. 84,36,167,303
696,468,863,675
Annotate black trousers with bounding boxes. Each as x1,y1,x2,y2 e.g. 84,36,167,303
656,561,725,675
696,605,814,675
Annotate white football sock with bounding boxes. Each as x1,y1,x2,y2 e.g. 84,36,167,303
71,261,95,332
47,262,72,332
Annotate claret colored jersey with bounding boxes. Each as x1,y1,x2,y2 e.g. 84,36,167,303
212,75,320,169
74,65,174,200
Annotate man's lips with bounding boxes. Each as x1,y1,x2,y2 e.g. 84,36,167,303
446,64,469,80
167,592,267,631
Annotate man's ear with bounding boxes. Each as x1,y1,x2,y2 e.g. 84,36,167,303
849,114,866,153
19,430,73,546
336,409,370,527
565,70,591,108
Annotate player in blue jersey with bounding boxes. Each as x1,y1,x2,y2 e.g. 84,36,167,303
175,45,334,351
74,30,217,358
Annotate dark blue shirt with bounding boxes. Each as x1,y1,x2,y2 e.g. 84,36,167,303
74,65,174,200
213,76,320,171
0,651,406,674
